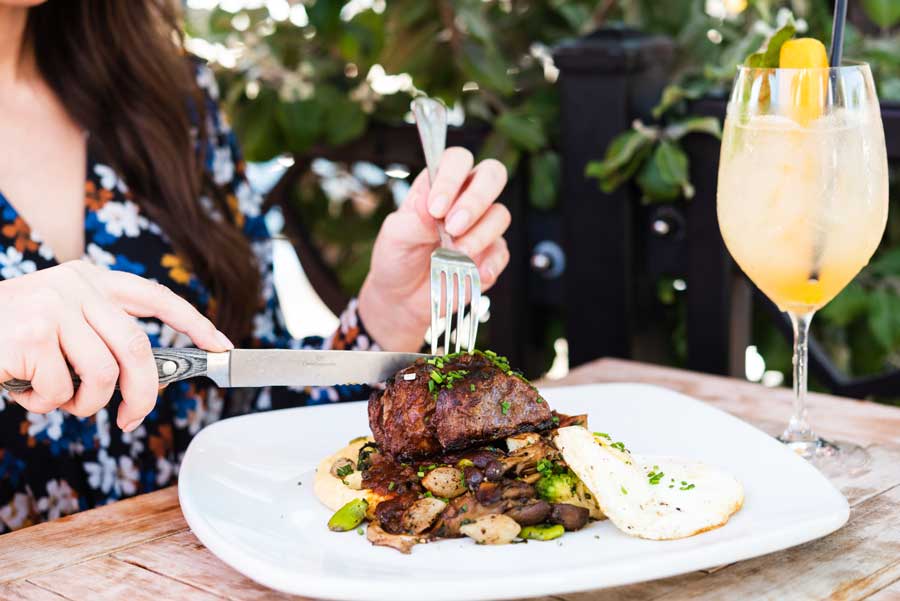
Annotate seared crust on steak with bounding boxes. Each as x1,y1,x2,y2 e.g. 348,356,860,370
368,352,551,460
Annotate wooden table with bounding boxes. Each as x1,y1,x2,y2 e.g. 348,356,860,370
2,358,900,601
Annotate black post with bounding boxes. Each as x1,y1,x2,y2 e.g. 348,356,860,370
553,29,674,368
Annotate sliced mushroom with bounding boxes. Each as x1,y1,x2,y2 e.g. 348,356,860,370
549,503,590,531
421,466,466,498
367,521,425,554
460,514,521,545
400,497,448,534
506,432,541,452
330,457,355,478
496,441,555,477
504,499,551,526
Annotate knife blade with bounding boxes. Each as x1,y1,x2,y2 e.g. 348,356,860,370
209,349,428,387
0,348,429,394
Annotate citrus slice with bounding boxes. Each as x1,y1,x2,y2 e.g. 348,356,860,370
779,38,828,125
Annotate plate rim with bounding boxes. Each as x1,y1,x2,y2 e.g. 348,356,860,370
178,382,850,601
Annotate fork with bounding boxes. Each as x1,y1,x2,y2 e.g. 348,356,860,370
411,97,482,355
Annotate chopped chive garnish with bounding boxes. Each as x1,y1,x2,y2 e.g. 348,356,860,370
620,486,628,495
500,401,511,415
388,481,396,491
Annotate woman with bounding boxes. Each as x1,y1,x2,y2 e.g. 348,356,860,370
0,0,510,530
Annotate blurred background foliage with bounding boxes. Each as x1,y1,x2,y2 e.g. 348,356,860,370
185,0,900,390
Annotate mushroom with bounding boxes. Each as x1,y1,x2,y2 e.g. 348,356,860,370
421,467,466,498
460,514,521,545
367,521,425,554
400,497,448,534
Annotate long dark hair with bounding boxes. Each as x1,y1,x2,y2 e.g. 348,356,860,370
26,0,261,342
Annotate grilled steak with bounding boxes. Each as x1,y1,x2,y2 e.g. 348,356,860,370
368,351,551,460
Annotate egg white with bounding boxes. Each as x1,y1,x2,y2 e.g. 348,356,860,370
555,426,743,540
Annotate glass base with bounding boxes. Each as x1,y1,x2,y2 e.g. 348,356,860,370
777,435,870,476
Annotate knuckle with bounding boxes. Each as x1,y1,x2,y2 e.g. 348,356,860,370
13,315,56,345
125,330,152,361
89,360,120,388
25,287,64,314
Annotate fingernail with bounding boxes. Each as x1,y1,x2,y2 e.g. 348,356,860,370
445,209,471,236
123,417,144,433
429,194,450,217
215,331,234,350
482,263,496,282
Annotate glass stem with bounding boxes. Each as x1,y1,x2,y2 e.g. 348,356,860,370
781,311,817,443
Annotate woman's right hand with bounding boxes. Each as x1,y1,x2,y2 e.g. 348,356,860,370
0,260,233,432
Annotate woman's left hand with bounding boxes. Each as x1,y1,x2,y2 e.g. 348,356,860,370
359,148,510,351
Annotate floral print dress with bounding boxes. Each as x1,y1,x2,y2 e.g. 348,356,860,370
0,64,376,532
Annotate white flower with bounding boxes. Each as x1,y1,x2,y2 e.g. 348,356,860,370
253,310,275,341
0,247,36,279
95,408,111,448
96,200,148,238
84,243,116,268
121,424,146,458
195,65,220,100
156,456,175,487
235,180,261,217
255,387,272,411
36,480,79,521
84,449,118,494
27,411,64,440
0,492,34,531
94,163,129,193
212,146,235,186
204,386,225,427
117,456,140,496
29,230,56,261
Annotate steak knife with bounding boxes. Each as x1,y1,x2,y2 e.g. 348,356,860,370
0,348,428,393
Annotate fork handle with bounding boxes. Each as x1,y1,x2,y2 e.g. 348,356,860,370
411,97,452,248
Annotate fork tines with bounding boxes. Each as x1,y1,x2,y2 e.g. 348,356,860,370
430,253,481,356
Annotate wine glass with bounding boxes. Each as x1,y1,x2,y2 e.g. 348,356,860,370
717,62,889,472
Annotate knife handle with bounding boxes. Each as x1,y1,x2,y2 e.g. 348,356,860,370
0,348,209,395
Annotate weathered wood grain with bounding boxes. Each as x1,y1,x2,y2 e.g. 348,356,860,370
27,556,222,601
0,581,70,601
113,530,305,601
869,583,900,601
0,488,187,583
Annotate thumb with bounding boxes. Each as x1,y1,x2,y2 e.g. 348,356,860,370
379,210,440,248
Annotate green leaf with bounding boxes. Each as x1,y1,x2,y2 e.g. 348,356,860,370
820,282,869,327
321,90,367,146
230,88,285,162
868,247,900,276
862,0,900,29
585,130,654,180
636,140,690,202
867,287,899,351
478,131,521,174
529,151,560,210
277,99,324,154
745,22,796,68
494,111,546,152
652,84,702,119
459,41,516,97
664,116,722,140
585,130,655,194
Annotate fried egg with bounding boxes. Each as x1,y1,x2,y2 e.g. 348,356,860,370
555,426,743,540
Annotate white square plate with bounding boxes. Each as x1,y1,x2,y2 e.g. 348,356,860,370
178,383,849,601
